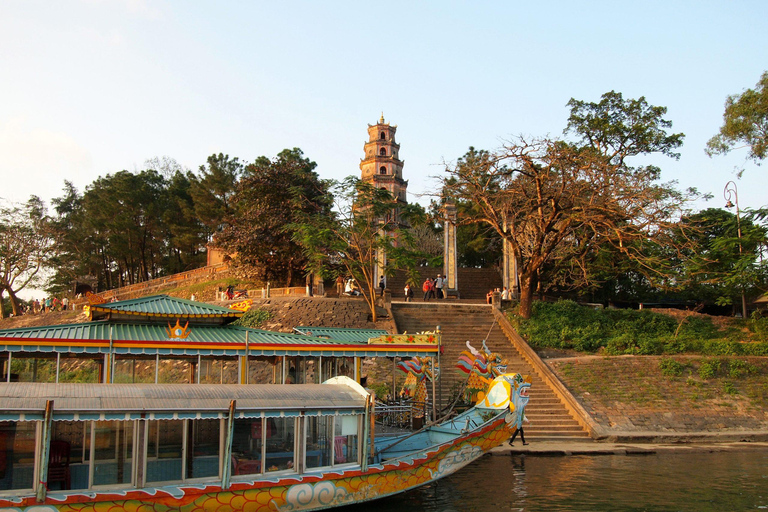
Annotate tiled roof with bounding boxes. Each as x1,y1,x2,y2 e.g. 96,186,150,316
89,295,242,321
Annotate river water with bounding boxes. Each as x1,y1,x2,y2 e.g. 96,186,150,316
343,450,768,511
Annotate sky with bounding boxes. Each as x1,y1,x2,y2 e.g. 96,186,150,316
0,2,766,237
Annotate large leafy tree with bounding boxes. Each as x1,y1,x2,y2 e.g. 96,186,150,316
215,148,333,286
677,208,767,312
443,92,696,318
49,169,208,293
189,153,243,239
292,177,421,322
0,196,54,317
706,71,768,167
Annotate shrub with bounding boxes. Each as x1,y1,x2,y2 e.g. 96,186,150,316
727,359,758,378
723,381,738,395
698,359,722,379
659,358,686,377
234,308,273,328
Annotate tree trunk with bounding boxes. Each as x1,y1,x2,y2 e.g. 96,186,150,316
518,273,536,319
7,288,21,316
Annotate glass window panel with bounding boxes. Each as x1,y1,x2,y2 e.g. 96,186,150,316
112,358,155,383
264,418,295,473
91,421,133,487
146,420,184,484
188,419,220,479
232,418,263,476
248,357,277,384
58,357,100,383
10,357,57,382
0,421,36,491
335,417,359,465
157,359,193,384
50,421,85,490
305,416,332,469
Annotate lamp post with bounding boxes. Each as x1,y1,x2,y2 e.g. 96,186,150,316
724,180,748,319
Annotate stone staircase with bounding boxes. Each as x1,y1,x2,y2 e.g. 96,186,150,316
387,267,503,301
390,302,591,441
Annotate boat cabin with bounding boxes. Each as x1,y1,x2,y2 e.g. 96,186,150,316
0,381,368,498
0,295,438,389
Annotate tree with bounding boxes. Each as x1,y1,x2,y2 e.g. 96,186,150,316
443,92,695,318
189,153,243,239
292,177,421,322
677,208,767,312
0,197,54,317
706,71,768,167
215,148,333,286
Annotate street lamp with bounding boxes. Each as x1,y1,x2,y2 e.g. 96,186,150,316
724,180,747,319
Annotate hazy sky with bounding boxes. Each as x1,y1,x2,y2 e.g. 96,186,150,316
1,0,767,216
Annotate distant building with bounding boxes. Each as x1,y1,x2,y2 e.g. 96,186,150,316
359,114,409,228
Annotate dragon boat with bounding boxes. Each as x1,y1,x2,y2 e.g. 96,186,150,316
0,373,530,512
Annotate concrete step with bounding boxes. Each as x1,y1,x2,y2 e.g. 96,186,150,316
391,302,592,441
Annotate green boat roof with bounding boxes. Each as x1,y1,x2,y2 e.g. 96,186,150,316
0,322,436,358
293,327,388,343
88,295,242,324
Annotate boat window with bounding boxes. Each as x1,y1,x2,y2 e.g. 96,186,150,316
232,418,264,476
188,419,220,479
145,418,221,483
113,357,155,383
59,357,100,383
297,356,320,384
146,420,184,484
157,358,194,383
322,357,354,381
49,421,86,490
264,418,296,473
334,416,359,465
198,358,239,384
0,421,36,492
304,416,333,470
10,356,57,382
90,420,133,487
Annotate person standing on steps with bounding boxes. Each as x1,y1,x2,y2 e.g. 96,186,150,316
379,275,385,297
435,274,444,299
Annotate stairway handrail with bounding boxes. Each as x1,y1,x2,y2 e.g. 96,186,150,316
493,309,607,439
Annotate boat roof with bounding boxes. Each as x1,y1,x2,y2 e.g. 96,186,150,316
88,295,243,324
293,326,388,343
0,382,367,422
0,322,436,357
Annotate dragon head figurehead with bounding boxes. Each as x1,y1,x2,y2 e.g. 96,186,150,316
475,373,531,424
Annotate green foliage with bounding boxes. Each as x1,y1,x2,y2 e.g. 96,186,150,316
216,148,333,286
727,359,758,378
233,308,273,328
659,358,686,377
723,381,738,395
706,71,768,165
513,300,768,356
749,312,768,341
698,359,721,379
367,382,390,400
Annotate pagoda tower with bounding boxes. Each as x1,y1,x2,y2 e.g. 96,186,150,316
360,114,408,225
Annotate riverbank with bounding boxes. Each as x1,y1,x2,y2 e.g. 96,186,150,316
491,438,768,456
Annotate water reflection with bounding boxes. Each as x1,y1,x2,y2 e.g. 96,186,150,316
342,450,768,511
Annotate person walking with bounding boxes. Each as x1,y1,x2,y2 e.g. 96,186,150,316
335,275,344,296
404,283,413,302
378,275,385,297
508,415,529,446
